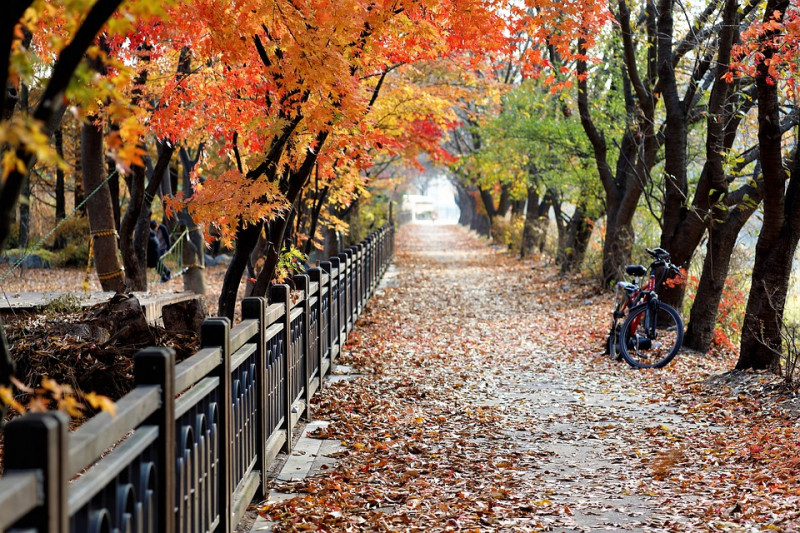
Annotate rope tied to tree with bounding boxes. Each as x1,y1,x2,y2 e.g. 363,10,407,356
90,229,118,239
0,170,119,285
96,268,125,281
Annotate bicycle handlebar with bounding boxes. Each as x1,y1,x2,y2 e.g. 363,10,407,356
646,247,670,260
645,247,682,279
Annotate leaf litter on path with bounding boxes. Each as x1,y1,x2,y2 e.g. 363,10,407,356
259,224,800,532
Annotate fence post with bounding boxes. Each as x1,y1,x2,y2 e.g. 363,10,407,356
292,273,312,422
322,259,337,358
4,411,68,532
309,267,325,385
133,347,176,533
269,284,293,453
346,247,357,324
202,318,232,533
337,251,350,338
356,243,364,314
377,230,384,276
241,297,268,496
368,236,375,297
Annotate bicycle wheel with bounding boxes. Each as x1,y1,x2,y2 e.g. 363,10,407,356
607,321,622,361
619,301,683,369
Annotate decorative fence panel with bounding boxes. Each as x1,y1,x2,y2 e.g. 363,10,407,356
0,223,394,533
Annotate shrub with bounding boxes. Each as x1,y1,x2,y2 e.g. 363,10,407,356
491,216,524,251
53,241,90,267
50,216,90,249
4,222,20,250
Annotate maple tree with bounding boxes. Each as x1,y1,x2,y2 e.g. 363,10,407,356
123,0,511,319
0,0,169,424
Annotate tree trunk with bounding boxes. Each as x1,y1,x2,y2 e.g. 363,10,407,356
561,203,594,274
18,84,30,251
534,191,551,253
738,0,796,369
18,176,30,250
108,159,120,231
455,183,473,226
684,183,760,352
738,144,800,369
55,127,66,221
82,120,125,291
658,0,740,309
321,224,339,259
74,128,85,215
520,185,540,258
304,185,329,257
511,198,526,217
218,221,262,319
119,164,147,290
179,145,206,293
551,191,567,265
577,42,646,287
54,126,67,249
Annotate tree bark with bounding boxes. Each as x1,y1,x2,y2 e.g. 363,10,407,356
179,145,206,293
684,180,762,351
738,0,796,369
82,120,125,291
74,126,85,216
577,38,645,287
119,164,147,290
561,203,594,274
218,221,262,319
520,185,541,258
18,175,30,251
18,84,30,251
551,191,567,264
304,185,329,257
658,0,740,308
108,158,120,231
55,127,66,221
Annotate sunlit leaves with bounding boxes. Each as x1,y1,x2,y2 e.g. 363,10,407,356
181,169,286,246
0,375,115,418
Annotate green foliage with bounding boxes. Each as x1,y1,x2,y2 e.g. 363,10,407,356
4,222,20,250
277,245,308,283
50,216,90,248
53,241,90,267
47,216,91,265
458,78,605,221
346,194,391,245
491,216,525,251
42,294,84,318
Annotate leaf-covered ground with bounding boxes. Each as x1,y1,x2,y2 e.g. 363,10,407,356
260,224,800,532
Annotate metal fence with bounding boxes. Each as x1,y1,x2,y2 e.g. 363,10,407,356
0,224,395,533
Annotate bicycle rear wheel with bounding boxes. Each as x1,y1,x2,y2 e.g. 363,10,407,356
619,301,683,369
607,321,622,361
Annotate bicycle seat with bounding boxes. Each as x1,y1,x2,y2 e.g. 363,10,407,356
626,265,647,277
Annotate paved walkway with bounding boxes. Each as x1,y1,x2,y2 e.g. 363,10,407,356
251,224,688,532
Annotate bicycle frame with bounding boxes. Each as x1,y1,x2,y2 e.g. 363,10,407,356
613,273,657,338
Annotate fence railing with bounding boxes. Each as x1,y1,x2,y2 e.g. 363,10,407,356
0,223,395,533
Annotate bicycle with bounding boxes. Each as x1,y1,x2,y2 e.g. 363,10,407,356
607,247,684,369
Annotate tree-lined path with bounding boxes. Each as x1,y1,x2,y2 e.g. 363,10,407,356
261,224,770,532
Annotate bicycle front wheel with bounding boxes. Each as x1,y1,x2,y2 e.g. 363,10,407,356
619,301,683,369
